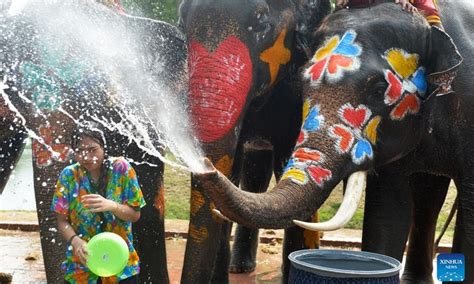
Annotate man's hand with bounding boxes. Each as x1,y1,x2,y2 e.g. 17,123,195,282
336,0,349,9
81,194,118,213
71,236,88,265
395,0,418,13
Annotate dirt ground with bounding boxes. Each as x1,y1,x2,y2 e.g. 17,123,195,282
0,228,283,284
0,211,451,283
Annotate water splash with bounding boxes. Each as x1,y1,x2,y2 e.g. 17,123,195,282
1,0,207,173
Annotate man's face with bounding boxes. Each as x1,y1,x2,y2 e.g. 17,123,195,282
74,136,105,173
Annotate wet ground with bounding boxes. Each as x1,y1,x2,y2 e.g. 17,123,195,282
0,229,283,283
0,216,449,283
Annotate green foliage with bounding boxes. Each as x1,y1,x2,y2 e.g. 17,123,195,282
121,0,338,24
122,0,180,24
319,202,364,229
163,153,190,219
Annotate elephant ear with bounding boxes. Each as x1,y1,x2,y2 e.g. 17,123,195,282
427,26,463,96
126,16,187,94
293,0,332,59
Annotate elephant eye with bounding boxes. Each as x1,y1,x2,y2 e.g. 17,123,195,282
375,84,387,96
367,81,388,98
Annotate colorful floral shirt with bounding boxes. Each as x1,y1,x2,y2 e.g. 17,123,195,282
51,157,146,283
348,0,442,25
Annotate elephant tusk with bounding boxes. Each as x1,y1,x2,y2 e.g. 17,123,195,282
293,171,367,231
212,209,233,222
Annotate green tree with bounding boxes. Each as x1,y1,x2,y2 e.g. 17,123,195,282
122,0,180,24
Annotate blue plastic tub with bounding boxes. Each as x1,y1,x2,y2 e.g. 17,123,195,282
288,249,401,284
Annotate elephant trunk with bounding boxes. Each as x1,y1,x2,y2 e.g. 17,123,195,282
193,159,334,229
194,159,367,230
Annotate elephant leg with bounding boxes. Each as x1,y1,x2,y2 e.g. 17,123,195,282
0,127,27,193
182,180,228,283
402,173,450,284
451,178,474,284
130,156,169,283
27,115,82,282
212,221,232,283
230,139,274,274
282,225,305,282
362,165,412,261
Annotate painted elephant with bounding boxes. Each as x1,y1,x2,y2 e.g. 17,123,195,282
194,1,474,282
1,1,186,282
178,0,331,282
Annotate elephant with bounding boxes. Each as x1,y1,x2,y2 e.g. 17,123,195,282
1,1,186,282
177,0,331,282
193,0,474,283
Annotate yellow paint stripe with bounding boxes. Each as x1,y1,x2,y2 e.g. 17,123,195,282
302,99,311,122
282,168,307,185
426,16,441,20
215,155,233,177
386,49,418,79
315,36,339,61
365,116,381,145
426,16,441,24
189,224,209,244
427,19,442,24
191,189,206,216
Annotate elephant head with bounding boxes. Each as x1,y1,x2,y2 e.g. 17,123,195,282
180,0,330,163
1,1,186,281
178,1,331,281
193,3,462,230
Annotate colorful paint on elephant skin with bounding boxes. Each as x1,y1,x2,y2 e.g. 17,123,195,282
293,148,324,163
19,35,91,111
188,37,252,143
154,186,165,218
20,62,64,111
296,130,307,147
32,125,70,167
304,30,362,86
190,189,206,216
329,103,381,165
330,124,354,153
189,223,209,244
364,116,381,145
215,155,233,177
383,48,427,120
259,29,291,85
296,100,324,147
281,148,332,186
302,100,324,132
